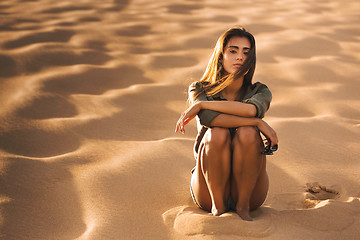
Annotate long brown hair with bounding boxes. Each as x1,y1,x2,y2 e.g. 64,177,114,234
192,27,256,101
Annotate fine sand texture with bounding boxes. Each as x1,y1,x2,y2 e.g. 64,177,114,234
1,0,360,239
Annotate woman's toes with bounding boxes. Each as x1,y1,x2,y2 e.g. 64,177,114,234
236,209,253,221
211,207,226,216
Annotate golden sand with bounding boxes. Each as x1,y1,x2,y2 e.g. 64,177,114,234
0,0,359,239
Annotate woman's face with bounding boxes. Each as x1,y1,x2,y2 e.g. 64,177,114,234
222,36,251,74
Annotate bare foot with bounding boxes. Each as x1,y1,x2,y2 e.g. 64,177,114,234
211,207,226,216
236,209,253,221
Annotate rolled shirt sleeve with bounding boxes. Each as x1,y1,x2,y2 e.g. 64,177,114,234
243,83,272,119
188,82,221,127
188,81,272,126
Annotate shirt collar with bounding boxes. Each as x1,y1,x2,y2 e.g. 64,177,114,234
212,84,253,101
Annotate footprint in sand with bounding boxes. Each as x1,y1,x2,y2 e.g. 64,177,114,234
303,182,340,208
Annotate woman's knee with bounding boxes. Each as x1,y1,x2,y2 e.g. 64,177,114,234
204,127,231,148
199,128,231,172
233,126,260,146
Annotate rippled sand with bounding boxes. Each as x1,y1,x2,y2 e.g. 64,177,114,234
0,0,359,239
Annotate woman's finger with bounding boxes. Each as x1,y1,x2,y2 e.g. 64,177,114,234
271,135,278,147
177,117,184,134
175,106,198,134
180,122,185,133
175,116,183,133
175,121,180,132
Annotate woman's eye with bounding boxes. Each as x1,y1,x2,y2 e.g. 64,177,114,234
230,50,237,54
244,52,249,55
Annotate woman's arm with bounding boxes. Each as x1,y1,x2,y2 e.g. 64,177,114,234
210,113,258,128
188,83,222,127
200,101,256,118
175,108,278,147
175,101,250,133
211,114,278,147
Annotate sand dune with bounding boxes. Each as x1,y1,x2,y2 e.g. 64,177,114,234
0,0,359,239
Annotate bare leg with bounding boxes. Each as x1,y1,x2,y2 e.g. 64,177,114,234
191,127,231,216
231,127,268,221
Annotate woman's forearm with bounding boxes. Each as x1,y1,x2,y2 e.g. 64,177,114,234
210,114,260,128
200,101,256,117
210,114,278,147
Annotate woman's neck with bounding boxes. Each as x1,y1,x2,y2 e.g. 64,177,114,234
222,77,244,100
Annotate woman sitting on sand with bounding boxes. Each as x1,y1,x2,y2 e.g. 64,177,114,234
175,27,278,221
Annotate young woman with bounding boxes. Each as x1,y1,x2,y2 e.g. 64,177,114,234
175,27,278,221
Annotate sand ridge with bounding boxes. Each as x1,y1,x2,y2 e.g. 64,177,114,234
1,0,360,239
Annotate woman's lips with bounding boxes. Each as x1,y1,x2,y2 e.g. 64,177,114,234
233,64,242,67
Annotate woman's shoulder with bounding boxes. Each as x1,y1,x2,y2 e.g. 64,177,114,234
188,81,210,92
244,82,271,99
251,81,270,91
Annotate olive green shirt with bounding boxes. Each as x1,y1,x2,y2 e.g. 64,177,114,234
189,81,272,155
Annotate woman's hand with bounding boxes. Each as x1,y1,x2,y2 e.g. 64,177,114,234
256,119,278,148
175,102,202,134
